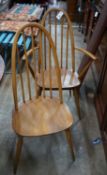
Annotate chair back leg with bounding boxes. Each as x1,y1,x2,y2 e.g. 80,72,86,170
73,88,81,119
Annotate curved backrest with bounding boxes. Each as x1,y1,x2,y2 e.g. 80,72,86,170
41,8,75,72
12,23,63,110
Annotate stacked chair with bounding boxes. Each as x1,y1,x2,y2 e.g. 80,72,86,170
40,8,96,118
12,23,75,174
11,8,97,174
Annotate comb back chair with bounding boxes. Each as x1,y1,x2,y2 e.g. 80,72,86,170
12,23,75,174
40,8,97,118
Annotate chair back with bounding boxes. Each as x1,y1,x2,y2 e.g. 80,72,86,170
41,8,75,72
12,23,63,110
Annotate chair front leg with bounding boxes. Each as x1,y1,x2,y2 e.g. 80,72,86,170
65,128,75,161
14,136,23,175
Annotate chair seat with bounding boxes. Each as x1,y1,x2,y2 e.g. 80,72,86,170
37,68,80,89
12,96,73,137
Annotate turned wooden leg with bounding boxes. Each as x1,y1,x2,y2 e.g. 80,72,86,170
65,128,75,161
37,86,42,97
73,88,81,119
14,136,23,175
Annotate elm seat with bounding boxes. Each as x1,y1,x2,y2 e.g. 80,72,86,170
37,68,80,89
12,96,73,136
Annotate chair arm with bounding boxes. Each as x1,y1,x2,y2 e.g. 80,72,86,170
75,47,97,60
22,46,39,60
22,46,39,79
75,47,97,81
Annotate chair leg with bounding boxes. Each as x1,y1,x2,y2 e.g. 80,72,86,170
65,128,75,161
13,136,23,175
37,86,42,97
73,88,81,119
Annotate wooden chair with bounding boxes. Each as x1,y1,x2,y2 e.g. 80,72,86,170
12,23,75,174
40,8,97,118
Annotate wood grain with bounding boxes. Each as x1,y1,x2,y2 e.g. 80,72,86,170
12,96,73,136
37,68,80,89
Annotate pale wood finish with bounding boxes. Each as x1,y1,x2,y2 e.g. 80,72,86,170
12,96,73,136
75,47,96,80
12,23,75,174
12,23,63,110
41,8,97,118
41,8,75,71
37,68,80,89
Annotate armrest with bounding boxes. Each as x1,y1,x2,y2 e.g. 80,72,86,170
22,46,39,60
75,47,97,81
75,47,97,60
22,46,39,79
